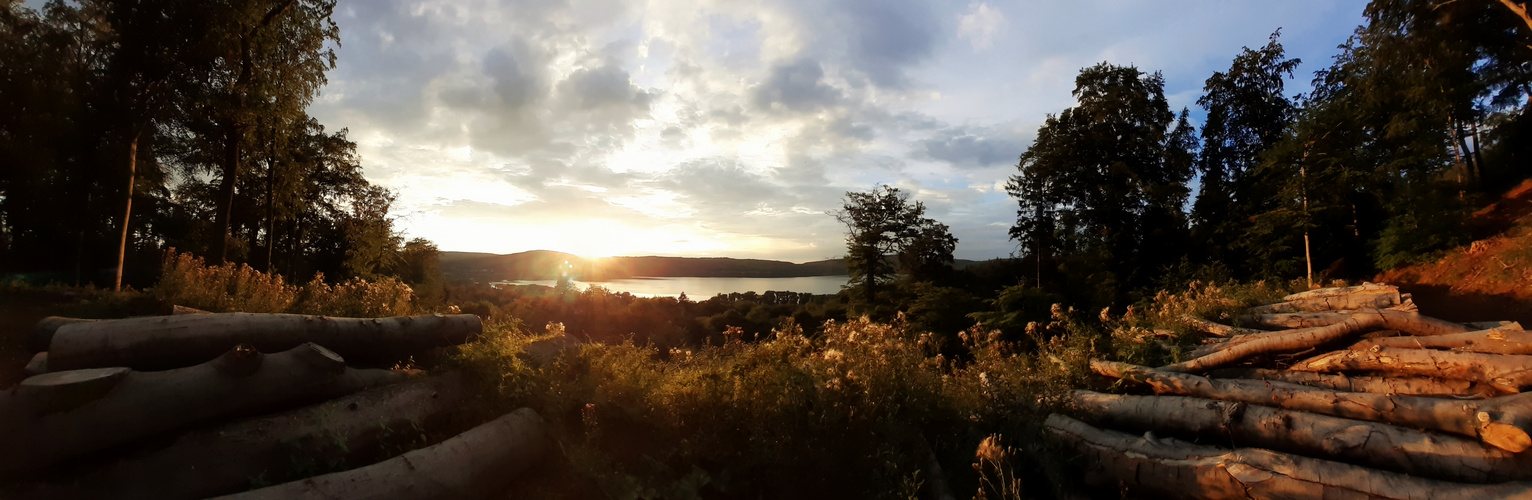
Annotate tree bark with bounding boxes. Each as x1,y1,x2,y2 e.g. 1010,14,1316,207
1246,310,1362,329
209,407,550,500
1350,326,1532,355
1281,283,1396,302
0,343,408,476
114,132,139,292
1170,311,1473,373
1162,314,1385,373
1069,390,1532,483
1045,413,1532,500
7,372,469,500
47,313,481,371
1208,367,1501,398
212,121,240,265
1246,286,1400,315
1094,360,1532,452
1181,315,1265,337
1292,347,1532,394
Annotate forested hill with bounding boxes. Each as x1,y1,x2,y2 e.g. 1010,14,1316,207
442,250,850,282
441,251,992,282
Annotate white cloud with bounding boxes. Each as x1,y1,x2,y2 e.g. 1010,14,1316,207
956,3,1004,50
307,0,1367,262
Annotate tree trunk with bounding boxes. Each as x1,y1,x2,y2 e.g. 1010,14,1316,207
1045,413,1532,500
1246,287,1400,315
209,407,550,500
1170,311,1474,373
0,343,408,477
1291,347,1532,394
114,132,139,292
1247,310,1376,329
1350,326,1532,355
7,372,469,500
1181,315,1265,337
1207,367,1501,398
1093,360,1532,451
1162,314,1386,373
1069,390,1532,483
47,313,482,372
212,122,240,265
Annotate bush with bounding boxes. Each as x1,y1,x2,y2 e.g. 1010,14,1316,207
152,250,417,317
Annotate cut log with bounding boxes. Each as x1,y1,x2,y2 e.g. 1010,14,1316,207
1207,367,1501,398
1163,314,1385,373
1247,309,1469,335
1070,390,1531,483
171,305,211,315
48,313,482,371
1045,413,1532,500
7,372,470,500
1292,347,1532,394
23,352,48,377
30,317,96,353
1467,321,1524,331
0,343,407,476
210,407,550,500
1248,286,1400,315
1280,282,1397,302
1094,359,1532,452
1180,315,1265,338
1168,310,1473,373
1350,326,1532,355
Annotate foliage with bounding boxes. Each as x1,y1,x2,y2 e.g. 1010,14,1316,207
1007,62,1196,305
834,185,956,311
152,250,417,316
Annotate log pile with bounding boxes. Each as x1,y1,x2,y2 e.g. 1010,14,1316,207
1050,283,1532,499
4,311,551,500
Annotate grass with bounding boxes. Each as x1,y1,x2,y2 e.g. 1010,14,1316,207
451,279,1308,499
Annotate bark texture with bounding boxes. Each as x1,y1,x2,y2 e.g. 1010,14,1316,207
210,407,551,500
1208,367,1501,398
1292,347,1532,394
1169,311,1472,373
47,313,481,371
0,343,407,476
7,372,469,500
1069,390,1532,483
1247,286,1400,315
1181,315,1266,337
1095,360,1532,452
1046,413,1532,500
1350,326,1532,355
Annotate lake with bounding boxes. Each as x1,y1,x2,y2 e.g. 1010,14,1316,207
492,275,849,298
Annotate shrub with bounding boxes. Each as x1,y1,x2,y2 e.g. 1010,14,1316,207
152,250,417,317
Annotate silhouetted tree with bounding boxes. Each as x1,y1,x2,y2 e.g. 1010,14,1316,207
834,185,956,308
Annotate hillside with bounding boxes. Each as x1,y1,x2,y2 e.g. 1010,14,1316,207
440,250,851,283
1379,179,1532,325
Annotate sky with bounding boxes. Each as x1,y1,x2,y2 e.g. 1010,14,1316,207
307,0,1369,262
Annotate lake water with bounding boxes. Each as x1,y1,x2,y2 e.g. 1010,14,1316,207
493,275,849,298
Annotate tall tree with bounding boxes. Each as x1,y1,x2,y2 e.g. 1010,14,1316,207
1007,63,1195,304
834,185,955,307
1192,31,1301,276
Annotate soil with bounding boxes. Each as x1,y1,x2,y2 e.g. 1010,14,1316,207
1379,178,1532,326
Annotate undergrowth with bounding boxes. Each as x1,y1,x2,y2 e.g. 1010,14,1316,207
453,279,1307,499
152,251,419,317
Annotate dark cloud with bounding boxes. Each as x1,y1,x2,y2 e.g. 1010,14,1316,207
558,63,652,111
751,59,842,112
838,0,940,88
484,40,551,112
917,126,1027,168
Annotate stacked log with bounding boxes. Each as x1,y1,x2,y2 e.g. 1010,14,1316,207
1054,283,1532,499
4,311,550,500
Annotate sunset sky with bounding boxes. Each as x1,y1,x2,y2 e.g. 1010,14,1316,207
307,0,1368,262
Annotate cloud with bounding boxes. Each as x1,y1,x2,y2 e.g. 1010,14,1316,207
957,3,1005,50
306,0,1369,261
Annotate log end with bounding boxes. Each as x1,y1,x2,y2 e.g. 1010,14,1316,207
30,316,93,353
17,367,131,413
1480,422,1532,453
22,352,48,377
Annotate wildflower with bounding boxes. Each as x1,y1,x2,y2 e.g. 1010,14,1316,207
823,348,844,362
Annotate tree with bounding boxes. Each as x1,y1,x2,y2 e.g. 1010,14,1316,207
834,185,956,307
1007,63,1195,304
1192,31,1301,276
